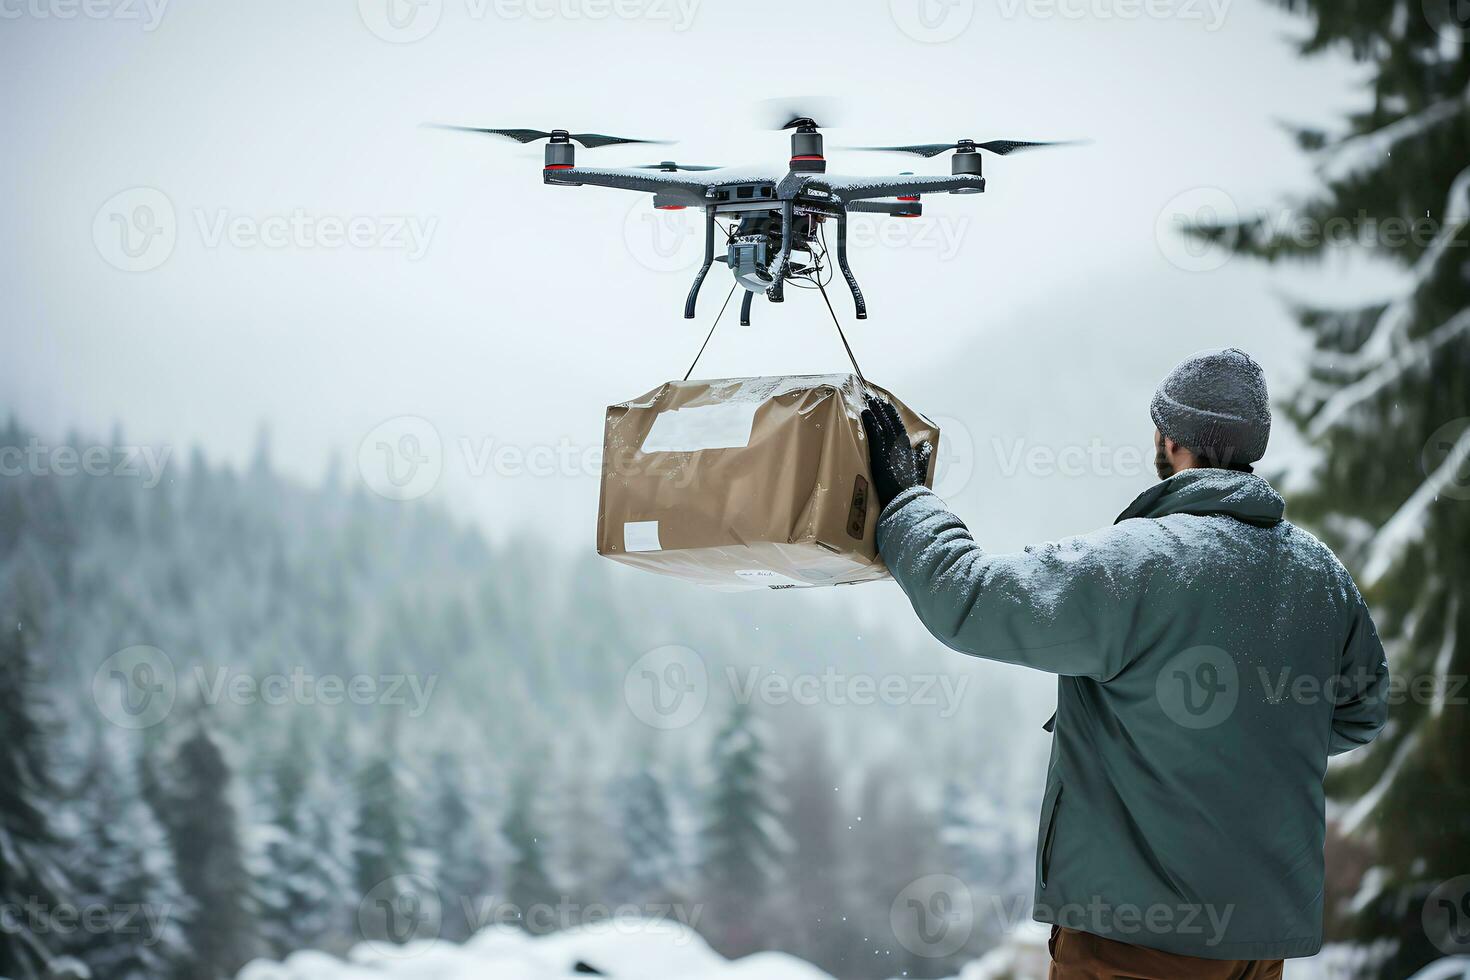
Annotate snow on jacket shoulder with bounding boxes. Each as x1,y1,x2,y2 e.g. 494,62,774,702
876,469,1389,962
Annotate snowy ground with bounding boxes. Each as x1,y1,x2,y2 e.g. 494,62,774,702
234,920,1458,980
234,918,1062,979
236,918,834,980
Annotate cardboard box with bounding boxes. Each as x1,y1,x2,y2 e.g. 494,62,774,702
597,374,939,590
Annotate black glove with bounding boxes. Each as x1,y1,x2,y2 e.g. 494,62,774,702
860,394,933,510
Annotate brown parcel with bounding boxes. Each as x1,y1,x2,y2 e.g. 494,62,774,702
596,374,939,591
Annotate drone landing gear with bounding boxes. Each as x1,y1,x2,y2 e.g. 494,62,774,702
740,289,755,326
765,201,794,305
683,208,718,319
834,211,867,320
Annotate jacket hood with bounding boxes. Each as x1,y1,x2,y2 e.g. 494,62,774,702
1115,468,1285,527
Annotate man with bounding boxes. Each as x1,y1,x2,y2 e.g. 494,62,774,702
862,348,1389,980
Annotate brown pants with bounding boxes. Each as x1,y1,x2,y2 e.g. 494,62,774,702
1049,926,1285,979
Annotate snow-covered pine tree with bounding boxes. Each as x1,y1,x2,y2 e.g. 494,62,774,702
317,708,361,940
699,699,791,957
938,776,1029,944
422,748,507,942
501,767,559,935
609,761,680,908
65,731,192,980
1192,5,1469,975
848,759,951,979
776,721,861,973
256,713,348,956
160,720,257,978
0,603,70,979
549,733,615,913
351,727,417,944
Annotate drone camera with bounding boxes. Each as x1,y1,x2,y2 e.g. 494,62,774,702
729,235,773,293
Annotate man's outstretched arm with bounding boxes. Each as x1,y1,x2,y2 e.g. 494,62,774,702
862,397,1148,681
876,486,1146,680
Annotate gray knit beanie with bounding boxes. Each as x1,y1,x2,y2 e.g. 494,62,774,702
1150,348,1272,465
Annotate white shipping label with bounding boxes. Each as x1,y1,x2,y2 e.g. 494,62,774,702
623,521,662,552
734,568,809,588
640,401,760,454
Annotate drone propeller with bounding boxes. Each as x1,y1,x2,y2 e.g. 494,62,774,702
756,96,845,132
423,124,672,149
755,97,845,174
635,161,724,172
840,138,1084,158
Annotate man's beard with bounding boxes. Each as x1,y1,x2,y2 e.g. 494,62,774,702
1155,441,1174,480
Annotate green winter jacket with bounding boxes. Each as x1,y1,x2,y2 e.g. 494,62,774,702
877,469,1389,961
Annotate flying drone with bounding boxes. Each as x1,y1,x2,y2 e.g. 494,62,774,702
427,104,1078,326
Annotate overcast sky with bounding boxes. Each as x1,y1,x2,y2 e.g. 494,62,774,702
4,0,1379,596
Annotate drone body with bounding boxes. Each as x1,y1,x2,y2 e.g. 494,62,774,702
429,113,1074,324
